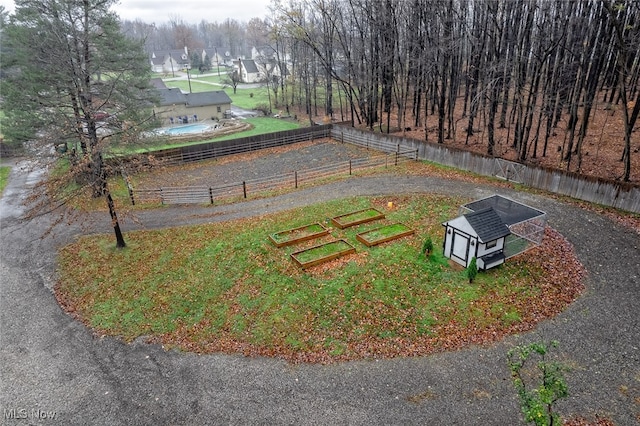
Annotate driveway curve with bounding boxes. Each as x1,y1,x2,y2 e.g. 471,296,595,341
1,153,638,425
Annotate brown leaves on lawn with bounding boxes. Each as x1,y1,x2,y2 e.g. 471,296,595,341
143,226,586,365
56,194,587,365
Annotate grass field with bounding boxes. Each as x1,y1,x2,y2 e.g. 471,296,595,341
0,166,10,196
108,117,300,155
56,193,565,363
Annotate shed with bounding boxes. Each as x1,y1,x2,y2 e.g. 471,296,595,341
459,195,547,258
442,195,547,270
443,207,511,270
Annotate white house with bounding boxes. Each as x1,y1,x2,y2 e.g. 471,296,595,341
150,47,191,75
233,58,262,83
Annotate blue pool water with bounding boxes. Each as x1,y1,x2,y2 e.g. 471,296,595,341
162,123,211,135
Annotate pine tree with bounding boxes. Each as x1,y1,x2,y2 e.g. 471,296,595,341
2,0,158,248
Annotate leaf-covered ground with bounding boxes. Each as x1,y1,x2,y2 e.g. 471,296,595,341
56,195,586,364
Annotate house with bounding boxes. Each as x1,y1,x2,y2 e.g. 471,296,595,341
149,47,191,75
251,45,290,80
197,47,233,69
442,194,547,271
234,58,262,83
151,79,232,122
443,207,511,270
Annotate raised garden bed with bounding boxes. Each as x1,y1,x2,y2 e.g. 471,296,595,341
269,223,330,247
291,239,356,269
331,208,385,229
356,223,415,247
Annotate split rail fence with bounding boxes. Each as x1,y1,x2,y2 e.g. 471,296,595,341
128,149,417,205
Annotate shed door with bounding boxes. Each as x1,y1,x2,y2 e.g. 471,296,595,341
451,232,469,264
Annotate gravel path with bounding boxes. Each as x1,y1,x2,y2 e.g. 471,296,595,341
1,144,638,425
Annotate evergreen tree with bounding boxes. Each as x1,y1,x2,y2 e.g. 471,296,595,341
1,0,158,248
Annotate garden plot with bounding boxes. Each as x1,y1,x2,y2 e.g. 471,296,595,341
269,223,330,247
290,239,357,269
356,223,415,247
331,208,385,229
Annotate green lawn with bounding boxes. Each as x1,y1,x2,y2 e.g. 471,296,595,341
108,117,300,155
0,166,10,196
214,117,299,140
56,194,571,362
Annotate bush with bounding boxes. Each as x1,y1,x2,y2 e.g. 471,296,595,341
422,237,433,256
507,341,568,426
466,257,477,283
254,103,271,116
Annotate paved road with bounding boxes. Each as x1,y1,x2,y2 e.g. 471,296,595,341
1,154,639,425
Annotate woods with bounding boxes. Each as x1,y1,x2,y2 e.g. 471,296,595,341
268,0,639,181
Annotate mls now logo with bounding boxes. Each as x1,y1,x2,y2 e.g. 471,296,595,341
4,408,57,420
3,408,27,419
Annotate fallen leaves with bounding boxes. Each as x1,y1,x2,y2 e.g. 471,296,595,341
56,195,589,365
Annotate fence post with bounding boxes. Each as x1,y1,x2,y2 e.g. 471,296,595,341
395,151,399,166
295,171,298,189
128,183,135,205
243,181,247,198
160,188,164,205
349,160,352,175
209,187,214,204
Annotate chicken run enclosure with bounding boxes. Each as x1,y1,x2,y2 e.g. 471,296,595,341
459,195,547,259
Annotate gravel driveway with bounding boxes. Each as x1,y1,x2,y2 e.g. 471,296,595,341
0,143,638,425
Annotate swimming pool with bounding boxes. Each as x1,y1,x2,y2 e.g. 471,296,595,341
161,123,211,136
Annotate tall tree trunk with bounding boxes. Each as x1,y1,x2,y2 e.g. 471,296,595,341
106,188,126,249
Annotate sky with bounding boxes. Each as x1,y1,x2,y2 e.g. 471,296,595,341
0,0,272,24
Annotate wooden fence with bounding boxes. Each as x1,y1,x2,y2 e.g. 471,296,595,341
123,123,638,212
128,150,417,205
114,125,333,168
331,125,640,213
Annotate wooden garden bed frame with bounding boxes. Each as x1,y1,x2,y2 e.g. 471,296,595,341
291,239,356,269
356,223,415,247
269,223,330,248
331,208,385,229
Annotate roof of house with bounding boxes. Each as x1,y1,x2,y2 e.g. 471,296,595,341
463,207,511,243
463,195,545,226
156,88,232,107
158,88,187,105
185,91,232,107
241,59,259,74
150,78,168,89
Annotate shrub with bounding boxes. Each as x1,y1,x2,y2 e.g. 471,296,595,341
507,341,569,426
422,237,434,256
254,103,271,116
466,257,477,283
